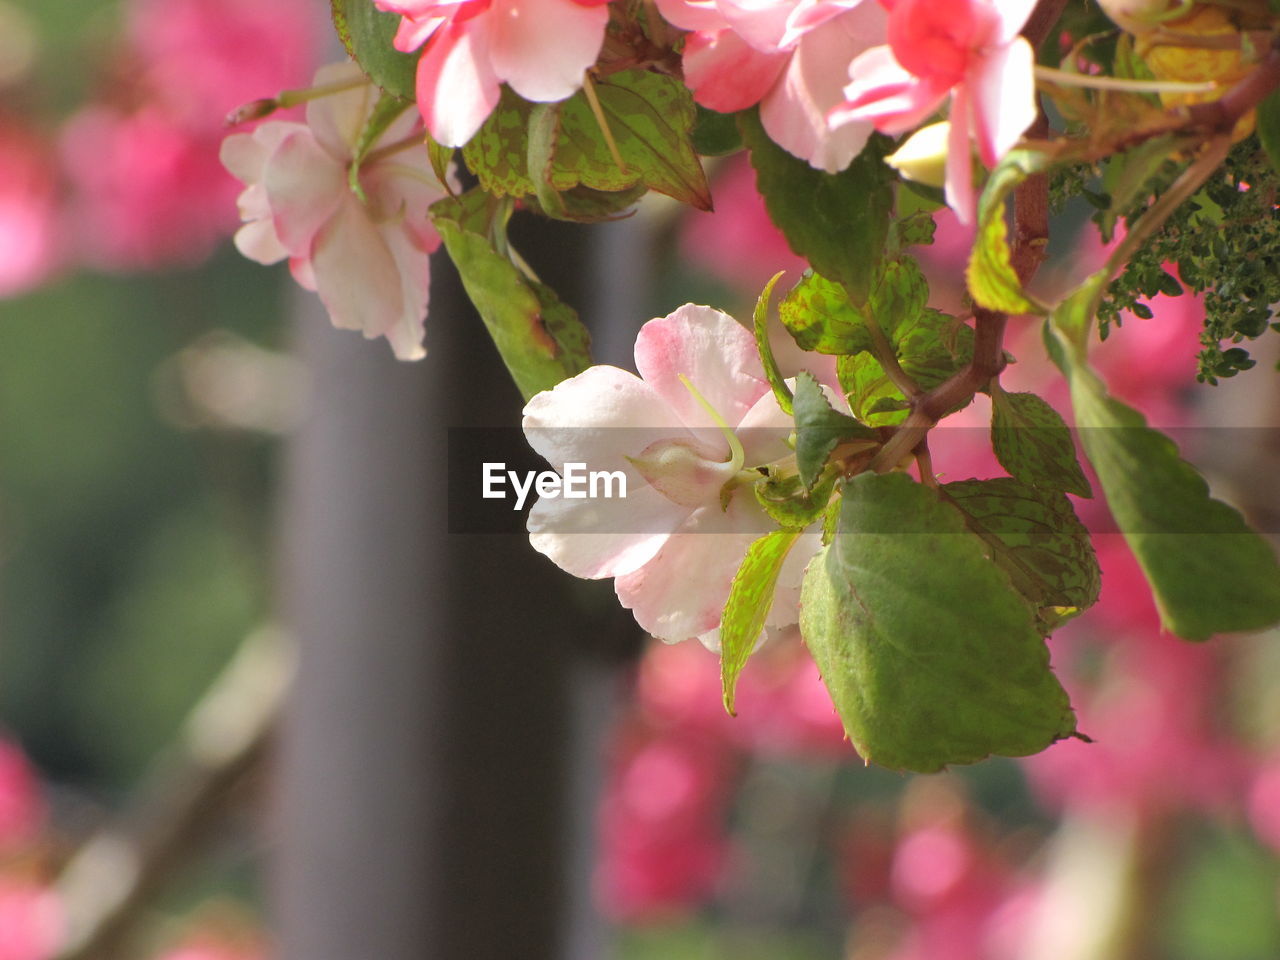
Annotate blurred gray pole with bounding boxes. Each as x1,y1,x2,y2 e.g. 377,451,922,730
274,212,647,960
275,288,443,960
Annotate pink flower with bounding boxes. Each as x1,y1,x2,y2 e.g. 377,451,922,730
221,62,454,361
0,123,60,297
127,0,321,132
0,740,43,852
0,880,60,960
830,0,1037,222
374,0,612,147
61,105,239,271
657,0,886,172
522,304,817,645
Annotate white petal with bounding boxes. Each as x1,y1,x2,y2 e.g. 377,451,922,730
310,197,406,337
527,481,686,579
523,365,689,485
487,0,608,102
377,221,432,360
306,61,379,160
262,129,347,254
966,36,1035,167
614,497,766,643
233,218,289,265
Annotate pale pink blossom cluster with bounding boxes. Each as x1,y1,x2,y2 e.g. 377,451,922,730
222,62,455,361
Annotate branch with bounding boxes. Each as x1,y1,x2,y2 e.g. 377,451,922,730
868,0,1063,474
53,628,294,960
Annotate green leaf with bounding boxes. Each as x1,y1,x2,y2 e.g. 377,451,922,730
779,271,870,355
793,372,876,489
836,307,974,426
721,529,801,715
752,272,793,415
991,389,1092,497
432,193,591,400
942,478,1100,626
966,148,1051,315
1060,352,1280,640
740,110,894,303
778,259,931,356
1258,89,1280,176
463,72,712,209
838,353,911,427
691,105,743,156
754,468,841,531
331,0,419,101
800,472,1077,772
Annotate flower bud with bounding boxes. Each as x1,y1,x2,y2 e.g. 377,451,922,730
884,123,950,188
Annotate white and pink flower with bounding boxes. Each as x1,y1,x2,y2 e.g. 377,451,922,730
522,304,819,646
830,0,1037,222
374,0,612,147
220,62,454,361
657,0,887,172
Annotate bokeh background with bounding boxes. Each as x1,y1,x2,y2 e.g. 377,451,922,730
2,0,1280,958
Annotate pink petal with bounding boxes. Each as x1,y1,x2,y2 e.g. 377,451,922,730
966,35,1035,167
715,0,793,52
684,30,787,113
417,19,502,146
306,61,382,160
633,305,768,445
522,365,689,486
376,222,432,360
652,0,726,32
233,217,289,264
262,128,346,254
760,4,883,171
394,12,445,51
290,256,318,290
614,497,765,642
487,0,608,102
832,44,946,135
944,85,976,224
734,383,794,467
310,196,407,341
220,124,298,185
527,482,687,578
781,0,868,46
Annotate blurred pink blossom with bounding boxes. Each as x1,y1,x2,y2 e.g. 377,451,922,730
596,733,733,919
59,0,319,272
0,740,43,852
61,106,239,270
0,124,60,297
127,0,322,130
0,880,60,960
375,0,611,147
